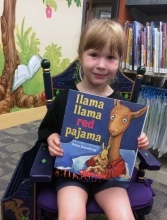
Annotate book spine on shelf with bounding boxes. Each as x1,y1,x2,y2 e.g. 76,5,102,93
159,22,163,73
141,28,144,67
133,21,142,70
162,22,166,73
126,24,133,70
146,23,151,72
150,22,155,72
122,21,130,69
153,28,158,73
144,27,147,68
156,31,160,73
129,30,133,70
165,22,167,73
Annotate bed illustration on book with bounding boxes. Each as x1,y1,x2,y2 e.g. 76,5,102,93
54,90,148,182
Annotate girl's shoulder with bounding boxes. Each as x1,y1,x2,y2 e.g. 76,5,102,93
108,91,128,101
56,85,78,97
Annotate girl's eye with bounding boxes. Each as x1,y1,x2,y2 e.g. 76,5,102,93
90,53,97,57
108,56,114,60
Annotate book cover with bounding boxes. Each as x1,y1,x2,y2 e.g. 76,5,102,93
54,90,148,182
12,54,42,92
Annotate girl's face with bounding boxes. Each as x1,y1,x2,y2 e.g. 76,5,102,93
79,42,120,87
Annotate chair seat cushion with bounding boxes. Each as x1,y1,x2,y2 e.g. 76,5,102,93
37,169,155,214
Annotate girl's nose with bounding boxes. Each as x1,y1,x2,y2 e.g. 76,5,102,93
96,58,106,69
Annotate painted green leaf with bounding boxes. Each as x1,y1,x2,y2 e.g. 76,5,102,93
46,0,57,11
66,0,72,7
16,17,40,65
66,0,81,7
15,17,42,95
74,0,81,7
43,43,70,76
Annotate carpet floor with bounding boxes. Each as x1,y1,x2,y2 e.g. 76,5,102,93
0,120,167,220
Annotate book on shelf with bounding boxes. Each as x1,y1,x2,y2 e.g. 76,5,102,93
12,54,43,92
156,29,160,73
122,19,167,74
146,22,151,72
162,22,166,73
126,23,133,70
159,21,163,73
165,22,167,73
141,28,145,67
133,21,143,71
54,90,148,182
153,28,159,73
122,21,130,69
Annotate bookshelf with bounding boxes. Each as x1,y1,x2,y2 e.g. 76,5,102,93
118,0,167,81
85,0,120,23
118,1,167,184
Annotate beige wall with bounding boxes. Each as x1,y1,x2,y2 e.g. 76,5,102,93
0,0,83,62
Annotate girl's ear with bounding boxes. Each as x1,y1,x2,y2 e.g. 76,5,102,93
78,53,82,64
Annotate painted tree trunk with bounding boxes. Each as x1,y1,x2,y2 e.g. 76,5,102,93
0,0,45,114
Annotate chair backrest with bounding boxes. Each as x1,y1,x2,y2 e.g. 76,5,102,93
41,59,145,109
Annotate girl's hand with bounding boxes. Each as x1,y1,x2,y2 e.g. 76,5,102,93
47,133,63,157
137,132,149,150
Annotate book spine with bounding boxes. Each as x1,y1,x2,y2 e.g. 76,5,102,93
156,31,160,73
165,22,167,73
141,29,144,67
162,23,166,73
150,22,155,72
153,28,158,73
159,22,163,73
129,31,133,70
122,21,129,69
146,24,151,72
133,21,137,71
126,24,133,70
137,23,142,70
143,27,147,67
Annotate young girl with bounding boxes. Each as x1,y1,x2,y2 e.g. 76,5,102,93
38,19,149,220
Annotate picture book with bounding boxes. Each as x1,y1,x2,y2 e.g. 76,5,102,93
12,54,42,92
54,90,148,182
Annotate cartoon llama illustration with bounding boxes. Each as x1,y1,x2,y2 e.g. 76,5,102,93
85,99,148,179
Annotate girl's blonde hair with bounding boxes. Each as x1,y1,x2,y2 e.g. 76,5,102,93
78,19,126,59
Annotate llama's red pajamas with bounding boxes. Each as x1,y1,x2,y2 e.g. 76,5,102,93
86,156,126,179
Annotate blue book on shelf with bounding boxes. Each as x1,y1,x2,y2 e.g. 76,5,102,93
54,90,148,182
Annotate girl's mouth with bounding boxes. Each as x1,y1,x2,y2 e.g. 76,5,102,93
93,73,107,79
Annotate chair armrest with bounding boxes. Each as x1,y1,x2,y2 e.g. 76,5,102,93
137,149,161,170
30,143,54,182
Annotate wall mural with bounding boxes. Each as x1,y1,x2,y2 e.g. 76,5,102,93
0,0,82,114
